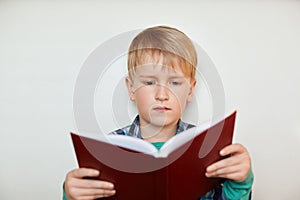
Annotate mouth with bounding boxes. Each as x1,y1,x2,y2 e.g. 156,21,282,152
153,106,171,112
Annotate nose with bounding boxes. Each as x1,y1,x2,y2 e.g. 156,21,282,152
155,84,169,101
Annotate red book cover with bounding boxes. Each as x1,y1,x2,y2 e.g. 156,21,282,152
71,111,236,200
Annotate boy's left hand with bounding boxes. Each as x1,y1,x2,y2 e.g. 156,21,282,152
205,143,251,182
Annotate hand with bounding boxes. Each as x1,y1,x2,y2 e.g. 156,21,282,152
65,168,116,200
205,144,251,182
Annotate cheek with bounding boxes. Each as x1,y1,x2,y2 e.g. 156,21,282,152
174,95,188,112
136,94,150,105
169,87,190,104
134,87,153,106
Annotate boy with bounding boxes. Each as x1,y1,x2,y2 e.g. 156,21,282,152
64,26,253,200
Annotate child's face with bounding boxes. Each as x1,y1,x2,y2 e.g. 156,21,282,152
126,55,196,129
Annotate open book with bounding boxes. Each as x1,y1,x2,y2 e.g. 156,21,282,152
71,111,236,200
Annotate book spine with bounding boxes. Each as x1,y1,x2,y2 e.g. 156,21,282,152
166,163,170,200
154,159,169,199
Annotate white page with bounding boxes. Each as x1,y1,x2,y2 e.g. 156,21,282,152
158,111,234,157
106,134,158,154
75,132,158,155
74,111,234,158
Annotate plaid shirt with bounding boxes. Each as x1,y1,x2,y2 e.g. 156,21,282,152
109,115,227,200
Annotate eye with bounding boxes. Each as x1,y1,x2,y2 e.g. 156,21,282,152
143,80,156,85
169,81,182,86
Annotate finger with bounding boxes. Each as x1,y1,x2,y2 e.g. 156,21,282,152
69,168,100,179
206,161,250,181
220,143,247,156
71,188,116,199
206,155,241,173
216,169,248,182
208,171,246,181
72,179,114,189
206,165,240,178
86,188,116,198
69,188,116,199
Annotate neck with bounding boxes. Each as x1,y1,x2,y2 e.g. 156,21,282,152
139,120,178,143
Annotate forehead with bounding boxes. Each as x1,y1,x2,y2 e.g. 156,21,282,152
137,50,179,66
135,51,184,75
134,64,185,77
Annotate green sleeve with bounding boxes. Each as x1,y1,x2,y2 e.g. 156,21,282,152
223,167,254,200
62,182,68,200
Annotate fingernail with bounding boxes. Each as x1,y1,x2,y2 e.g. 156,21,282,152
206,166,211,171
220,150,225,156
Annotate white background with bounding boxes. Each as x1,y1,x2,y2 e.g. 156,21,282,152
1,1,300,199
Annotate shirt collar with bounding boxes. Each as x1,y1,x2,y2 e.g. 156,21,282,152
128,115,194,139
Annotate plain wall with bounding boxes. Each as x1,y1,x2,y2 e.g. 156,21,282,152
0,1,300,199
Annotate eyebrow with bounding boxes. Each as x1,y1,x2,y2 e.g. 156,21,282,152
168,75,186,79
138,75,186,79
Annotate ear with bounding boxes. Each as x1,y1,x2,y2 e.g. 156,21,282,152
187,80,196,102
125,76,135,101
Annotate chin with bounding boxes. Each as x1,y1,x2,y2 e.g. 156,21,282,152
149,115,179,127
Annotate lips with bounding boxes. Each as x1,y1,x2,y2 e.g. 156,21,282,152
153,106,171,111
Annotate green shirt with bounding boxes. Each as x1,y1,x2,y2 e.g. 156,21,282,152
151,142,165,150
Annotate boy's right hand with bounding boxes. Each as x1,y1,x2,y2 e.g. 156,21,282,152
65,168,116,200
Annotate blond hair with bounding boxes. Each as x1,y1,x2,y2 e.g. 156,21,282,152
127,26,197,82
